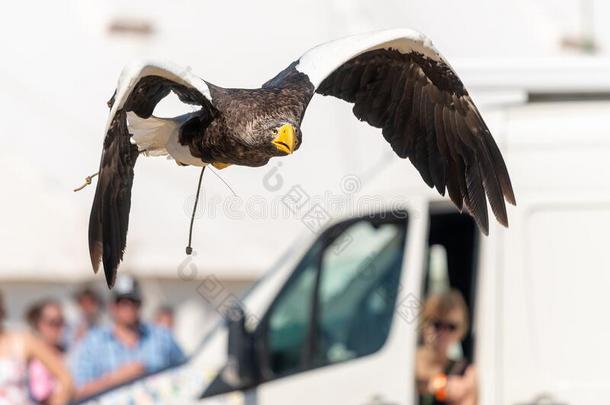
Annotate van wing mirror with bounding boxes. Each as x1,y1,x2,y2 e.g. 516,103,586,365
224,305,257,388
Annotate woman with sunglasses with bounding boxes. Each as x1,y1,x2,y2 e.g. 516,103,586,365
415,290,477,405
25,299,69,404
0,292,72,405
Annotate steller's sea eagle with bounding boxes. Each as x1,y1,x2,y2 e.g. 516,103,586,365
89,28,516,287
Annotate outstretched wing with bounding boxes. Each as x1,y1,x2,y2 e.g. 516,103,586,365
296,29,515,234
89,61,214,288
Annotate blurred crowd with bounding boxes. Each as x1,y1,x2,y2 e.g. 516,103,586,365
0,276,185,404
0,276,477,404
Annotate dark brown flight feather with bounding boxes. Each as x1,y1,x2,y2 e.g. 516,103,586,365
89,76,215,288
316,48,516,234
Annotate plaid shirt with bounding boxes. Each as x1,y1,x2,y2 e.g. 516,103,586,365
69,323,185,387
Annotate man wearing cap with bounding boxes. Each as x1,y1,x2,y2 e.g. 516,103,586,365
69,276,185,399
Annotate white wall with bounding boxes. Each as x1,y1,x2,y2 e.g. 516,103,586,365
3,0,609,281
1,2,609,347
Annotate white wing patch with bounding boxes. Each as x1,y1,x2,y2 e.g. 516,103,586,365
105,60,213,167
127,112,172,156
127,112,206,167
296,28,444,88
105,60,212,135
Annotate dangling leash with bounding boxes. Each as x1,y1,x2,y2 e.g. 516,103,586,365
73,151,148,193
73,172,99,192
186,166,205,255
74,161,236,256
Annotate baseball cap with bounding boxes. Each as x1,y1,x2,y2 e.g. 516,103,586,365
112,275,142,302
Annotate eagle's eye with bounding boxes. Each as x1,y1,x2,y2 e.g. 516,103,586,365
271,123,297,155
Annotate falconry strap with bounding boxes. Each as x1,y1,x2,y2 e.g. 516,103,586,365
186,166,206,255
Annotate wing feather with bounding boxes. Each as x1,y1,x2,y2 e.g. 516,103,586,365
303,29,515,232
422,89,446,194
90,61,215,287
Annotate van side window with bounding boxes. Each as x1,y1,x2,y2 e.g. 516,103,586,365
262,214,407,379
267,247,319,375
314,222,405,365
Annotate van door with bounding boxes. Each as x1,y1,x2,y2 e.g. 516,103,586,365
247,210,418,405
501,202,610,405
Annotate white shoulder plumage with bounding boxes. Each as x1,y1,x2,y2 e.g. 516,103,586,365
295,28,445,88
106,60,212,134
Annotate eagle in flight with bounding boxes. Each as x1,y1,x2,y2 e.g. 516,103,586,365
89,28,515,287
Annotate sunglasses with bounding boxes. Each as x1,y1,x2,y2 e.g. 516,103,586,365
41,317,65,328
115,297,141,307
431,320,459,332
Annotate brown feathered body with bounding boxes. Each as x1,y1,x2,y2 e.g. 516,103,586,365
182,73,314,167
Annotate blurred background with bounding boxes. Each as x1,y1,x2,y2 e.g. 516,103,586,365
1,0,610,364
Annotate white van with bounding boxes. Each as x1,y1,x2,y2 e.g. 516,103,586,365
79,100,610,404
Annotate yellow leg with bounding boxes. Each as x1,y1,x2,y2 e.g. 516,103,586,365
211,162,232,170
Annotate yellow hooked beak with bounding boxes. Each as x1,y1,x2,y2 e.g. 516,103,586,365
272,123,296,155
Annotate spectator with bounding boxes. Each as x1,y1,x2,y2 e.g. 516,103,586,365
0,291,72,405
415,290,477,405
25,299,67,404
154,306,175,330
67,285,105,347
70,276,185,399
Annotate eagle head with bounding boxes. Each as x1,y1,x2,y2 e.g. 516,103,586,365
268,121,300,156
